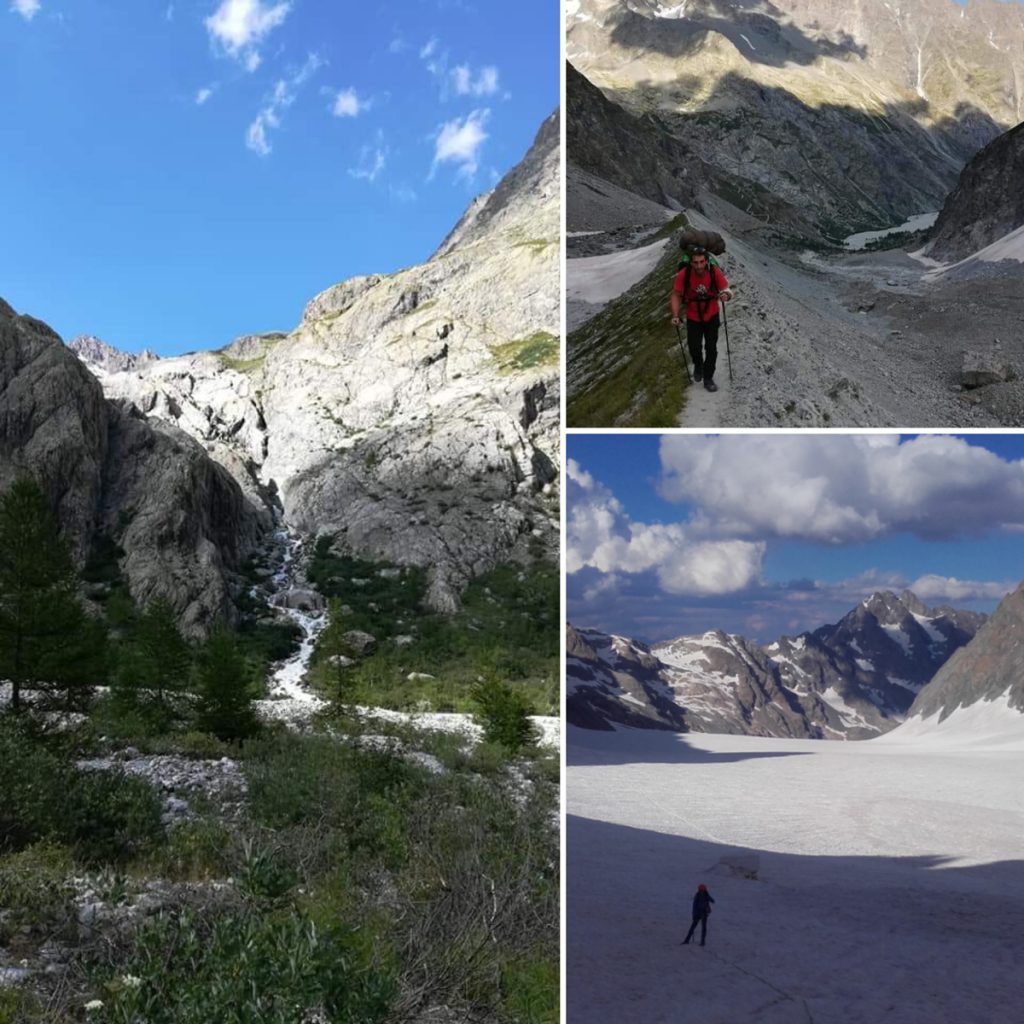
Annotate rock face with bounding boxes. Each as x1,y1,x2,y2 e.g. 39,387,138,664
566,625,689,731
909,583,1024,720
70,113,561,612
1,300,268,633
568,0,1024,238
67,335,159,374
923,120,1024,262
570,591,984,738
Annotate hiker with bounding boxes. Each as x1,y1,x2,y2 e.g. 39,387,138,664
670,248,733,392
682,883,715,946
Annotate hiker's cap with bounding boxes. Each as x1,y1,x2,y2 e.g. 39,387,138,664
698,884,707,891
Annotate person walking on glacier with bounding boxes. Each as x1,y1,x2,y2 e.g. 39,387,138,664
670,248,732,392
682,884,715,946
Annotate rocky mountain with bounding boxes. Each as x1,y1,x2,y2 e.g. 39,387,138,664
566,625,689,730
567,0,1024,238
67,335,159,375
566,61,809,237
0,300,268,633
69,113,561,613
571,590,985,737
908,582,1024,721
922,120,1024,262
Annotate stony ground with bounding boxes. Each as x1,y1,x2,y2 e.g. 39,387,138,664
567,182,1024,428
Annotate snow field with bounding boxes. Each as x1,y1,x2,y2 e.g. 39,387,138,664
568,726,1024,1023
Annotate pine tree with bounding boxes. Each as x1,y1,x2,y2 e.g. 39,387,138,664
0,476,105,711
471,674,537,753
195,627,260,741
119,597,191,727
317,598,357,711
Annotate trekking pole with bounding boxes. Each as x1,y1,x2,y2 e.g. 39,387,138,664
721,297,734,383
673,323,693,385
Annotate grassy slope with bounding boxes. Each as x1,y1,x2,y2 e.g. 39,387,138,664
567,240,694,428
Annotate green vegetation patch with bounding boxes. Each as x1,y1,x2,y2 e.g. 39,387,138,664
567,242,691,427
492,331,560,373
513,238,558,252
648,211,690,243
308,540,558,714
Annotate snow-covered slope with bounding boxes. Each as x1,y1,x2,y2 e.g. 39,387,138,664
568,725,1024,1023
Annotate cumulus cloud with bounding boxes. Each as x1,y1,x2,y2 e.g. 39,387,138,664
451,64,499,97
431,109,489,179
11,0,41,20
388,37,408,54
246,53,322,156
419,37,438,59
567,462,765,596
659,434,1024,543
908,575,1015,603
332,87,368,118
206,0,290,70
196,86,215,105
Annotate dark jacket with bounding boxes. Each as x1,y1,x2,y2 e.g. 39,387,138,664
692,890,715,919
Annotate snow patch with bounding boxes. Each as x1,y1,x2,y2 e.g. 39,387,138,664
844,212,937,251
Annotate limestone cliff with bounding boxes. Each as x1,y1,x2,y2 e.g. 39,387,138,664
69,113,561,611
0,299,268,633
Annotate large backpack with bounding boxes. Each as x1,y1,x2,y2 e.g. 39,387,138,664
677,227,726,313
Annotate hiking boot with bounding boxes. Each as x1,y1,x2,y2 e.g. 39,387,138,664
693,372,703,383
704,379,718,392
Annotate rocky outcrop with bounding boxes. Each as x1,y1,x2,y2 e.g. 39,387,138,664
568,0,1024,238
1,300,268,633
923,121,1024,262
67,335,159,374
566,625,689,731
71,112,561,612
909,582,1024,720
571,591,984,738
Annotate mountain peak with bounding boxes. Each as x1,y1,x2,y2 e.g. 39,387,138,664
68,335,158,374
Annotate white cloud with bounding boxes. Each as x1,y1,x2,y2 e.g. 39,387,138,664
908,575,1014,603
11,0,41,20
419,38,438,59
388,37,408,54
349,134,388,183
658,434,1024,543
246,53,322,156
452,64,499,97
389,184,418,203
432,108,490,180
196,86,215,105
566,463,765,596
332,87,368,118
206,0,290,70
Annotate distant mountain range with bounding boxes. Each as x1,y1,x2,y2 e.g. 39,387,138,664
568,0,1024,241
568,589,989,737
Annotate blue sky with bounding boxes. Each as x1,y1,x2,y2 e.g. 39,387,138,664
1,0,558,355
567,433,1024,644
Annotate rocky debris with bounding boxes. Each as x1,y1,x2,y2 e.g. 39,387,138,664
342,630,377,656
0,303,268,634
961,348,1016,389
75,753,248,824
712,854,760,881
271,588,326,612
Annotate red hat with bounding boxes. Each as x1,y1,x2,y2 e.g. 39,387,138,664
698,884,707,892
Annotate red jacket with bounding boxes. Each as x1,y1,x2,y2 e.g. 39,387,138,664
674,265,729,322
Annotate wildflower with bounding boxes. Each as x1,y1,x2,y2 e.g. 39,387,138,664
121,975,142,988
85,1000,104,1011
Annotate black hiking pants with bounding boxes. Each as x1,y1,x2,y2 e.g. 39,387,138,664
686,316,720,382
684,913,709,945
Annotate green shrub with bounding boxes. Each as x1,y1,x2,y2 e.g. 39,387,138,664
143,818,233,881
501,956,559,1024
471,677,538,753
86,907,395,1024
0,841,74,942
0,716,163,863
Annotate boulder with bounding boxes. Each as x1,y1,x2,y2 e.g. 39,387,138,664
961,349,1016,389
342,630,377,656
